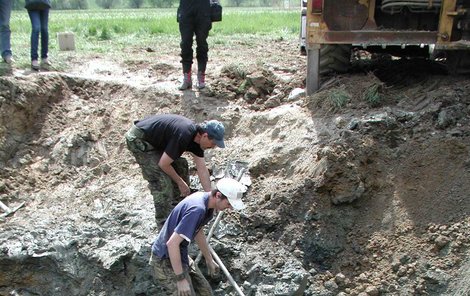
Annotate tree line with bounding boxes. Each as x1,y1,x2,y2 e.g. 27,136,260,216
11,0,174,9
11,0,289,10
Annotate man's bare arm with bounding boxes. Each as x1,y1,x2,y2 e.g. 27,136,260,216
193,155,211,191
159,152,190,196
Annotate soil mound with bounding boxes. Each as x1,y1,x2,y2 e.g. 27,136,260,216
1,38,469,296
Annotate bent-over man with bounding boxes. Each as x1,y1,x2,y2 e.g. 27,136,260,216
150,177,246,296
125,114,225,222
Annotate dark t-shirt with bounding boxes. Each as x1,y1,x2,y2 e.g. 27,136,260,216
135,114,204,160
152,192,214,267
178,0,210,18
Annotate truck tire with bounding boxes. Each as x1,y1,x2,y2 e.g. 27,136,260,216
446,50,470,75
319,44,352,74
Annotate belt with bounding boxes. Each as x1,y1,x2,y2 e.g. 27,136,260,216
129,124,145,139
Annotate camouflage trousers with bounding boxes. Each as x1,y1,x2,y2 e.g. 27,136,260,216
150,253,213,296
125,125,189,222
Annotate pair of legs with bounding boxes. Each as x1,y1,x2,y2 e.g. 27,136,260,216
151,255,213,296
125,125,189,222
0,0,12,61
179,15,212,73
27,9,49,64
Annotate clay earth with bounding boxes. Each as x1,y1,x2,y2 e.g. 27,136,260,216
0,35,469,296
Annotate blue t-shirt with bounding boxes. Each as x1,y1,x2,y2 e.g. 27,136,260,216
152,192,214,267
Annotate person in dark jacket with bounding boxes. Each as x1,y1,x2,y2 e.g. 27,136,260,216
125,114,225,222
177,0,212,90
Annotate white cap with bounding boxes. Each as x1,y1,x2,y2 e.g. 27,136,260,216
216,178,246,210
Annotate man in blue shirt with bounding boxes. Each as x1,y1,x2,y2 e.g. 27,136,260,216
151,178,246,296
125,114,226,222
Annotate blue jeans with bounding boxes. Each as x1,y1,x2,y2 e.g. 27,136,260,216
0,0,12,59
28,9,49,61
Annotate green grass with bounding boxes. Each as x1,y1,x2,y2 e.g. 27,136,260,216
11,8,298,36
328,88,350,110
7,8,298,69
363,82,383,107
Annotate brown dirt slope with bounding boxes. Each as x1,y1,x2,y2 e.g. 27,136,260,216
0,37,469,296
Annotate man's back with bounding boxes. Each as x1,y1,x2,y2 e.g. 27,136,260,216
135,114,203,160
152,192,214,266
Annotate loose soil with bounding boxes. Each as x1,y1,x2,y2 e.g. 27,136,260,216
0,35,469,296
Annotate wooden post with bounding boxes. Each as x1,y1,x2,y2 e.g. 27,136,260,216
57,32,76,51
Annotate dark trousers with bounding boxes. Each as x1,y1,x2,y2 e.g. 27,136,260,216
179,15,212,73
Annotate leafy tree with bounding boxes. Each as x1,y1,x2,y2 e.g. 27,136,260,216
260,0,282,6
51,0,88,9
12,0,24,10
129,0,144,8
228,0,244,6
12,0,87,10
96,0,121,9
148,0,175,8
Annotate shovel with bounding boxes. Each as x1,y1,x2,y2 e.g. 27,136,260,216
0,201,25,220
195,168,247,296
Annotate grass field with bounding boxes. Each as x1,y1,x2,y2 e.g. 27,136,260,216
7,8,299,69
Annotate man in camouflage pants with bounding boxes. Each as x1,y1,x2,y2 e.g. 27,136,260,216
125,114,225,223
152,255,211,296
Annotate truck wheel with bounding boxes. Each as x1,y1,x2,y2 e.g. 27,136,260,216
319,44,352,74
306,44,351,95
446,50,470,74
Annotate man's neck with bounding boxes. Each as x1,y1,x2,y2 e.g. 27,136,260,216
193,133,201,144
207,194,216,209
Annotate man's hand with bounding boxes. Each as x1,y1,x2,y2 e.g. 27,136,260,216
206,259,220,277
177,181,191,197
176,278,191,296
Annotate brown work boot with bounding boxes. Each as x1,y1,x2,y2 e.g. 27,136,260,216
178,72,192,90
197,71,206,89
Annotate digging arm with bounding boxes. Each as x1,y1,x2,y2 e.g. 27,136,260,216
194,230,219,275
166,232,192,294
192,155,212,191
159,152,190,196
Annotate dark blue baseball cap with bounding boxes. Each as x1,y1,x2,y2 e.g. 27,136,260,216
205,120,225,148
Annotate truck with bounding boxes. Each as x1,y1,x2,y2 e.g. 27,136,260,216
302,0,470,94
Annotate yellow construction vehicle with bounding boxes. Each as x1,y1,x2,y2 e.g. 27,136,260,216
303,0,470,94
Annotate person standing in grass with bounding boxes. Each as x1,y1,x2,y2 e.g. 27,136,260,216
0,0,13,64
177,0,212,90
25,0,51,70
